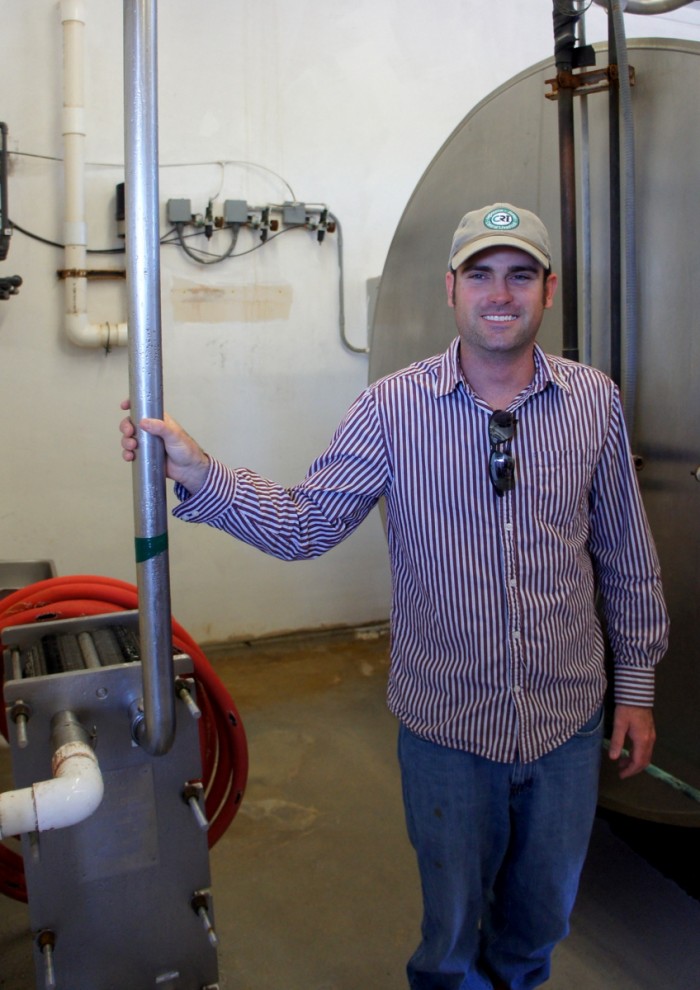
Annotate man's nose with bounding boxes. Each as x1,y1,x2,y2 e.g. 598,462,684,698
488,276,513,303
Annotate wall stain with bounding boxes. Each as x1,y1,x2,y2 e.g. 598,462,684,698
172,277,293,323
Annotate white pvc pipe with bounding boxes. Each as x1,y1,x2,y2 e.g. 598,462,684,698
65,312,128,349
0,739,104,838
61,0,128,348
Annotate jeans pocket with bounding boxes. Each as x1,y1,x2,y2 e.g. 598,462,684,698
574,705,604,738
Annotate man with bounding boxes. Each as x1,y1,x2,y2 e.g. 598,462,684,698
121,203,669,990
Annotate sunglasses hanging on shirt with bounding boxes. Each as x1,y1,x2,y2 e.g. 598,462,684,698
488,410,517,497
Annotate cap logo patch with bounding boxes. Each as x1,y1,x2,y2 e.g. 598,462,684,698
483,208,520,231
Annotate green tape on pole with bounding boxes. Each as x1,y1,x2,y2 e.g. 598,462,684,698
134,532,169,563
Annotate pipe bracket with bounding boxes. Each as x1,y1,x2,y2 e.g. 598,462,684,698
57,268,126,280
545,64,635,99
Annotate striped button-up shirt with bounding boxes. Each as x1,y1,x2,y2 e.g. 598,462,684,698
174,339,669,762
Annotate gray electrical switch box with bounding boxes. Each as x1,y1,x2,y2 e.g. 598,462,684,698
167,198,192,224
223,199,249,225
282,201,306,225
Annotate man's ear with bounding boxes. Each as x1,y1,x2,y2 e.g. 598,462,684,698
543,272,558,310
445,270,455,308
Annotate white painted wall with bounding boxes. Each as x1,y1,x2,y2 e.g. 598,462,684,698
1,0,700,644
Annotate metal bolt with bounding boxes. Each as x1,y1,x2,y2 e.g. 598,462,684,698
10,700,30,749
183,782,209,831
175,678,201,720
36,930,56,990
191,892,218,948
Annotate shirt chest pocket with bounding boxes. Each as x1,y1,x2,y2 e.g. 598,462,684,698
534,448,597,530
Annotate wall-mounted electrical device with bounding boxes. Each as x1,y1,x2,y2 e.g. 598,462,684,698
0,121,22,301
166,197,337,246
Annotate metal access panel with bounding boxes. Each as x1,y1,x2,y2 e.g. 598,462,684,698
3,612,219,990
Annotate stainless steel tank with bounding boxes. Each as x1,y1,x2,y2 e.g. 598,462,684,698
370,39,700,827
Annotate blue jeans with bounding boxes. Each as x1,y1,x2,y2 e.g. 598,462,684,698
399,709,604,990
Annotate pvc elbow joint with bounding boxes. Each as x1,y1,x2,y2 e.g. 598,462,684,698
65,312,128,349
0,739,104,839
36,741,105,831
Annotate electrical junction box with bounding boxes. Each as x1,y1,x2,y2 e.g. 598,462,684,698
282,201,306,225
167,198,192,224
223,199,248,225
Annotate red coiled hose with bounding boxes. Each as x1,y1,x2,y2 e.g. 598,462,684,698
0,575,248,902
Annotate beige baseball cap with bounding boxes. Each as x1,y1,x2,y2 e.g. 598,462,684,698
448,203,551,271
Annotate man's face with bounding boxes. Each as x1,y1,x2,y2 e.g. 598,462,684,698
445,246,558,359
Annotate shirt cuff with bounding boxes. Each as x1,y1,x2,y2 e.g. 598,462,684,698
172,458,237,523
614,665,655,707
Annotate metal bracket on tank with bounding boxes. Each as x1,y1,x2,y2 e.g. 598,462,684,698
545,63,636,99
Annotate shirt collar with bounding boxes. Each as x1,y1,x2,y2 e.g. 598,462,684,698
532,346,572,395
434,338,572,399
434,338,463,397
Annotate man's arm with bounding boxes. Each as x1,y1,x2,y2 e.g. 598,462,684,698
120,387,390,561
587,386,669,778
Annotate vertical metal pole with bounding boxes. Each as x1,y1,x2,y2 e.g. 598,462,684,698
608,4,623,387
123,0,175,755
553,2,580,363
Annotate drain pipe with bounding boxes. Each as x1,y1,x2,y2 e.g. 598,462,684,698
552,1,581,362
61,0,127,349
0,711,103,838
124,0,176,756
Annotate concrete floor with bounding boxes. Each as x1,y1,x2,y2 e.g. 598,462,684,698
2,625,700,989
